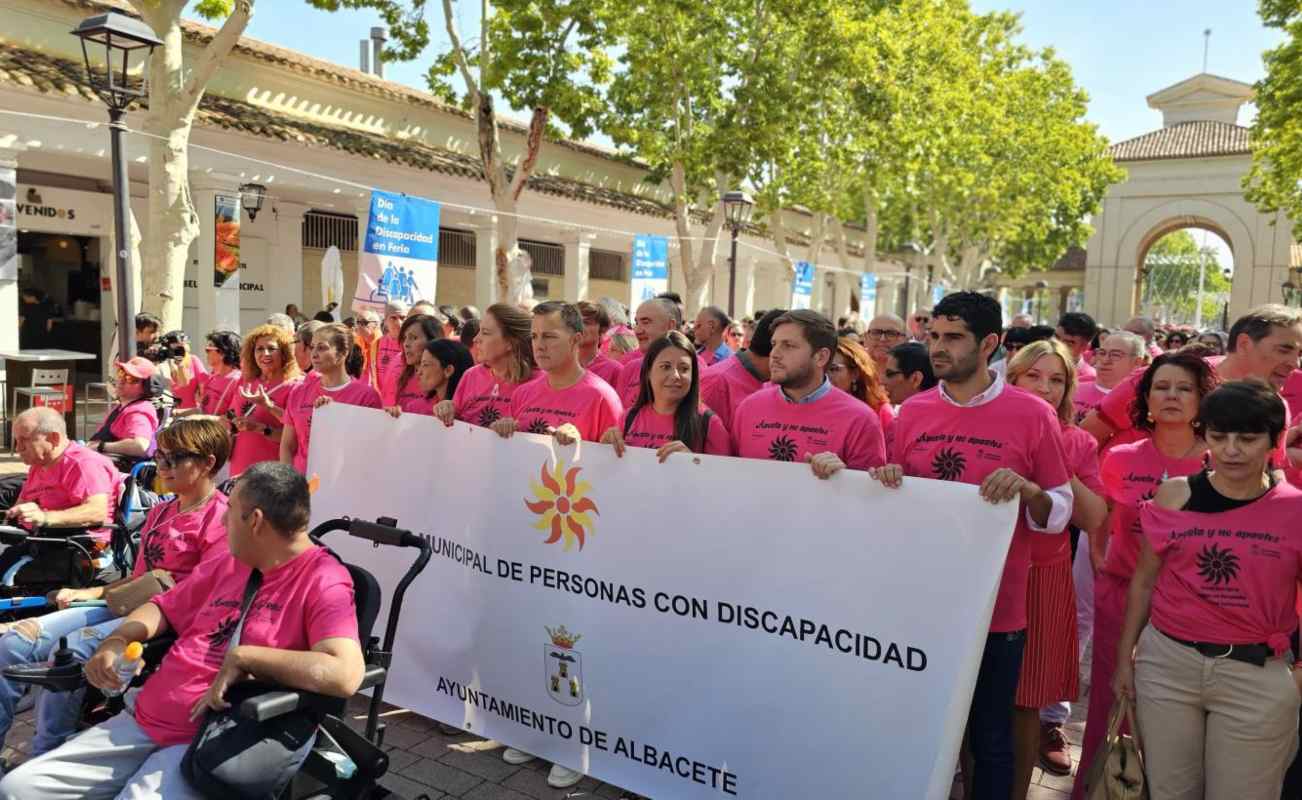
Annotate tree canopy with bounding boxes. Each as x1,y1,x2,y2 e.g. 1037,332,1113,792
1245,0,1302,237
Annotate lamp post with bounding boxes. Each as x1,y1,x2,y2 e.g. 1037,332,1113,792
72,13,161,365
721,191,754,318
239,183,267,221
1034,279,1049,324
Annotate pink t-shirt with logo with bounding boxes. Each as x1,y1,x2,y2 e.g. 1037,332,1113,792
138,546,358,746
1099,437,1205,581
510,371,623,442
585,354,623,387
17,442,124,537
1142,483,1302,651
1072,380,1110,424
284,378,382,473
131,491,229,581
700,354,765,433
198,369,242,417
619,405,733,456
392,372,434,415
732,384,886,471
375,336,406,406
452,364,529,428
892,384,1071,632
222,377,300,476
106,400,159,446
1031,426,1103,567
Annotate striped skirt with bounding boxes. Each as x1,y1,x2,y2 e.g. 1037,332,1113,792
1015,557,1080,708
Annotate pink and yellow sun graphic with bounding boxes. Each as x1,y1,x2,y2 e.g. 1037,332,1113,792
524,460,600,551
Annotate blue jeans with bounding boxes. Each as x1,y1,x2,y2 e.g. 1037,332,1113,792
968,629,1026,800
0,606,123,756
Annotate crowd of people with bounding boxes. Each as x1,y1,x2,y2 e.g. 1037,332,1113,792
3,288,1302,799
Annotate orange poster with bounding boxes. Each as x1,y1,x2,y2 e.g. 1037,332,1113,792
214,193,241,286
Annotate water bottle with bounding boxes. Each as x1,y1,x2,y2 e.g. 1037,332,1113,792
104,641,143,697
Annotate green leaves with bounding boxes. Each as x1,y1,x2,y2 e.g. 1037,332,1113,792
1245,2,1302,237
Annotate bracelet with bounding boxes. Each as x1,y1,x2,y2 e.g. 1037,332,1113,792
100,635,130,651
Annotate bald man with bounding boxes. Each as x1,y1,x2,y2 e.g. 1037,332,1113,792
615,298,705,407
864,313,907,368
2,408,123,529
1009,314,1034,329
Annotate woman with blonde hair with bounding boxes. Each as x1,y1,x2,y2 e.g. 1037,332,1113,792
222,323,302,476
1004,339,1108,798
827,337,896,452
434,302,536,428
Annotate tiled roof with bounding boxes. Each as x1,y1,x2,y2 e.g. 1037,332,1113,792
0,41,678,220
1052,246,1086,270
1108,120,1251,162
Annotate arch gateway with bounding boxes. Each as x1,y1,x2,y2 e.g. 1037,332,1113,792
1081,73,1299,326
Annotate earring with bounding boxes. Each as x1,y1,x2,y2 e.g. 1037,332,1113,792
1146,411,1155,423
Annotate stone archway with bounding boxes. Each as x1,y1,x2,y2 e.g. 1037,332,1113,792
1121,200,1251,318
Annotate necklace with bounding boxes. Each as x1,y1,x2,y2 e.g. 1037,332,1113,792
1156,437,1203,482
177,487,217,515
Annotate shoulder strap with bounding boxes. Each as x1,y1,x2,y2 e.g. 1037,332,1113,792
89,404,127,442
228,569,264,650
623,406,638,437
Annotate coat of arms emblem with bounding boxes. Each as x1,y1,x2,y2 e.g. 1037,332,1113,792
544,625,583,707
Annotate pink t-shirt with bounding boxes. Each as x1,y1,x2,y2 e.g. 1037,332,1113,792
877,403,896,459
17,442,124,536
392,372,434,415
1098,356,1225,432
131,491,229,581
106,400,159,446
699,354,765,433
452,364,529,428
138,546,358,746
1072,380,1110,424
510,371,623,442
1031,426,1103,567
892,383,1072,632
619,405,733,456
1076,357,1097,383
284,377,382,473
223,376,300,476
1284,370,1302,424
1100,437,1205,581
375,335,406,406
1142,483,1302,651
731,384,886,471
198,369,242,417
171,355,208,410
585,353,622,387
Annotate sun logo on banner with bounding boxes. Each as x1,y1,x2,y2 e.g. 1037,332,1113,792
524,460,600,551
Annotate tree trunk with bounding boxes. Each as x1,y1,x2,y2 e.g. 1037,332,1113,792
480,99,548,304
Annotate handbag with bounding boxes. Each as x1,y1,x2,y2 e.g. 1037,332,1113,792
103,569,175,617
1083,696,1149,800
181,569,320,800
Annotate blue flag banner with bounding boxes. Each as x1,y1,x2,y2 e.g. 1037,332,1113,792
630,234,669,306
792,261,814,310
860,272,878,311
353,190,441,310
931,283,946,307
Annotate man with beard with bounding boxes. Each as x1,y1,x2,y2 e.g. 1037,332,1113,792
872,292,1072,800
731,310,885,478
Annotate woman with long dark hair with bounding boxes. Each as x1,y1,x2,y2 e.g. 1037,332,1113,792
434,303,535,428
179,330,241,417
385,339,473,417
383,315,444,416
601,331,731,459
1073,351,1218,800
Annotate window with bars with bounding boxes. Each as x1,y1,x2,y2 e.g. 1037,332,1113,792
520,239,564,276
590,249,626,281
440,228,476,268
303,211,358,251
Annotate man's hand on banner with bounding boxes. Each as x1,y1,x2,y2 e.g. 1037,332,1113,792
551,424,581,446
805,451,846,480
869,464,904,488
600,427,626,457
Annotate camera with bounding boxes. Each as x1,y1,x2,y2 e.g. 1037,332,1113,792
142,330,190,363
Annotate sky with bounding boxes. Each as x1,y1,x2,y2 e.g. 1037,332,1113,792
212,0,1282,268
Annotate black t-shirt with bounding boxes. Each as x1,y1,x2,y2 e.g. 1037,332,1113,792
1182,469,1275,513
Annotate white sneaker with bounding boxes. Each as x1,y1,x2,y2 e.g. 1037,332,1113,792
502,748,536,765
547,763,584,789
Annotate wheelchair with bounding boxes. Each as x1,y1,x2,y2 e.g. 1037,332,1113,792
0,460,162,616
5,515,433,800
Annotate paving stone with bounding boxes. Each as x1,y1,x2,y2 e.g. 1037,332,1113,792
460,781,536,800
438,747,524,782
399,756,484,796
380,770,446,799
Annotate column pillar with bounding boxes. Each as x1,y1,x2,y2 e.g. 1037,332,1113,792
473,219,498,310
562,230,595,301
0,139,26,358
351,200,371,315
737,256,756,318
191,181,241,333
810,265,825,312
270,201,308,314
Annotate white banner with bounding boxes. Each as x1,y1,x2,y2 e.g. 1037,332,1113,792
308,405,1017,800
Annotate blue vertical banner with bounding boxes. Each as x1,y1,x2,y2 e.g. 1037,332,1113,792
630,234,669,306
353,190,441,311
860,272,878,312
931,282,946,307
792,261,814,310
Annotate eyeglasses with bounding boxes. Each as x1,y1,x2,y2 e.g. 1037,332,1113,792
155,450,199,469
866,329,905,340
1094,349,1133,361
114,372,142,385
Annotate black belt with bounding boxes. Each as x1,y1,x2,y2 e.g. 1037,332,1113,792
1162,630,1272,667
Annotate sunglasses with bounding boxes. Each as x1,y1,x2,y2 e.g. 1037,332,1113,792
866,329,904,340
114,372,142,385
913,316,931,323
155,450,200,469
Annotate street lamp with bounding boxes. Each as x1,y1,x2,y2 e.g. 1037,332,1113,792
239,182,267,221
72,12,161,364
722,190,754,317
